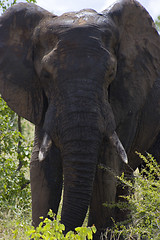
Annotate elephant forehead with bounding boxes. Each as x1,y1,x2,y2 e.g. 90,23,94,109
33,11,117,59
37,9,107,36
35,22,104,52
55,9,102,26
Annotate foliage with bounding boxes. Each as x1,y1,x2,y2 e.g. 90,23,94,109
104,153,160,239
0,97,32,210
24,210,96,240
0,0,36,13
155,16,160,32
1,210,96,240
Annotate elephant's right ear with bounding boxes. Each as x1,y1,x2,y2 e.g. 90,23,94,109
104,0,160,131
0,3,56,124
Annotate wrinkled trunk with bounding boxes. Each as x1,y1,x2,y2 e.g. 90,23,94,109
60,116,102,231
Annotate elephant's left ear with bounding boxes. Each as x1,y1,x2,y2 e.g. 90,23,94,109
0,3,56,124
103,0,160,125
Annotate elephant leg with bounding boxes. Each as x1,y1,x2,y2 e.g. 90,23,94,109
88,141,128,239
30,127,63,227
88,166,117,239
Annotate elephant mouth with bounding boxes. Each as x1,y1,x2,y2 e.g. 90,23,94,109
39,131,128,164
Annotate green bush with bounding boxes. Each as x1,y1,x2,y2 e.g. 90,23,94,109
24,210,96,240
0,97,32,210
104,153,160,240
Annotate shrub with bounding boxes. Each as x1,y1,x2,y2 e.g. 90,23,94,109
25,210,96,240
104,153,160,239
0,97,32,210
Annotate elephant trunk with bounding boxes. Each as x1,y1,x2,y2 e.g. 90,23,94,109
60,114,102,231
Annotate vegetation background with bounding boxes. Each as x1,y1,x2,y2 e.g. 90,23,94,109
0,1,160,239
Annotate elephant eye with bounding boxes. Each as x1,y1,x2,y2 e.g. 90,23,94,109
40,70,51,90
108,64,117,79
108,68,115,78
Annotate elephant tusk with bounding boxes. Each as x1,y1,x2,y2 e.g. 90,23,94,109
39,133,52,161
109,131,128,164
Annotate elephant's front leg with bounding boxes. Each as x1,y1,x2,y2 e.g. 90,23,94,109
88,143,121,239
88,167,117,240
30,126,63,227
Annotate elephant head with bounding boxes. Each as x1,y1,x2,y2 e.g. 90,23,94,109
1,0,160,233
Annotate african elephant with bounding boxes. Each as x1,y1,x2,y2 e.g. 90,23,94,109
1,0,160,239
